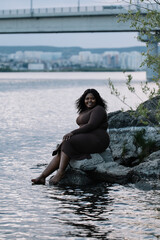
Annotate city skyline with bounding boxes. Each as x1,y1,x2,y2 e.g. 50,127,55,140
0,45,145,72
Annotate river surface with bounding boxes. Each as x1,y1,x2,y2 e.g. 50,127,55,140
0,72,160,240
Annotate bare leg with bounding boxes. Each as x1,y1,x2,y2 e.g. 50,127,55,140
31,154,60,185
50,151,70,185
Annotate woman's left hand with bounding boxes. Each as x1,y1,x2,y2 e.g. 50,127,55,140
63,132,73,141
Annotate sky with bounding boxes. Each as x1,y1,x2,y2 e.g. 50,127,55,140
0,0,146,49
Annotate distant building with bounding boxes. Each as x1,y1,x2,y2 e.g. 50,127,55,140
79,51,92,63
119,52,129,69
120,51,143,70
28,63,45,71
70,55,80,64
128,51,143,70
103,51,119,68
41,52,62,60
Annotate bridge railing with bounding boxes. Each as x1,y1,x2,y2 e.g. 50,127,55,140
0,6,118,18
0,4,159,18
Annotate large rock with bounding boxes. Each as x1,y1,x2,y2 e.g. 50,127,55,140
108,96,160,129
132,150,160,190
139,95,160,111
133,150,160,179
108,110,141,128
56,168,93,186
109,128,138,162
109,126,160,166
56,153,106,186
134,180,160,190
51,149,134,186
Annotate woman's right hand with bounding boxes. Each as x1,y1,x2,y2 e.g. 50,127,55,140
63,132,73,141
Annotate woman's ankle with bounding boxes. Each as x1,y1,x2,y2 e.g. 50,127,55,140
39,173,46,180
57,169,65,176
49,169,65,185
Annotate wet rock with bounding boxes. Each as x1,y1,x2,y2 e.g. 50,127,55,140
134,179,160,190
109,128,138,164
108,110,138,129
108,96,160,129
55,149,133,186
69,152,105,172
109,127,160,166
139,95,160,111
133,150,160,179
53,151,108,186
108,110,156,128
51,168,93,186
49,153,105,186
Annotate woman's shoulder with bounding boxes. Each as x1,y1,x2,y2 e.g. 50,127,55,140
94,105,105,111
91,105,106,114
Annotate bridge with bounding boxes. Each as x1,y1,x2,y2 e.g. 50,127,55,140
0,4,159,34
0,2,159,81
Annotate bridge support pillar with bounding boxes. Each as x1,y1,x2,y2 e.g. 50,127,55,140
139,33,159,82
146,40,158,82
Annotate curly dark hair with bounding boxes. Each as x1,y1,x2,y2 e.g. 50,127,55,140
76,89,107,113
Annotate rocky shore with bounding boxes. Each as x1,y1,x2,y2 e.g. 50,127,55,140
49,96,160,189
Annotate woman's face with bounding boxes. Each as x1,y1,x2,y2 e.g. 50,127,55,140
84,93,97,109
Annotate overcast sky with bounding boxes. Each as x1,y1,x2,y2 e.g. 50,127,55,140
0,0,145,48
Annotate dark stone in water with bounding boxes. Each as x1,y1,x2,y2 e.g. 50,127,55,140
49,168,93,186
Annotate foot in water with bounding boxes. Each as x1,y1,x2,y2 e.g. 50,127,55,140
49,170,65,185
31,176,45,185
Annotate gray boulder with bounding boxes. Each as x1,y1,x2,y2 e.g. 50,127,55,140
132,150,160,190
133,150,160,179
109,128,138,162
139,95,160,111
55,168,93,186
109,126,160,166
108,110,140,128
108,96,160,129
51,149,134,186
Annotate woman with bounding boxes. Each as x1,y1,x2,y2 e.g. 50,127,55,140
31,89,110,185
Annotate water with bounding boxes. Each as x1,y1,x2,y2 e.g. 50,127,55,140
0,72,160,240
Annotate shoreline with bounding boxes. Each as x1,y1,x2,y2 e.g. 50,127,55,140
0,71,147,81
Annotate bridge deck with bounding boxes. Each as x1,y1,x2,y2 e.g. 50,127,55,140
0,4,159,19
0,4,159,34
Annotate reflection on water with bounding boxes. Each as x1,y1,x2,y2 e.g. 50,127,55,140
0,72,160,240
47,184,111,239
45,184,160,240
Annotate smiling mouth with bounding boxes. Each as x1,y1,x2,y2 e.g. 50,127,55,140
87,103,94,106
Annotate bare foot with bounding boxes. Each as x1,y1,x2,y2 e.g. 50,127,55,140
49,170,65,185
31,176,45,185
